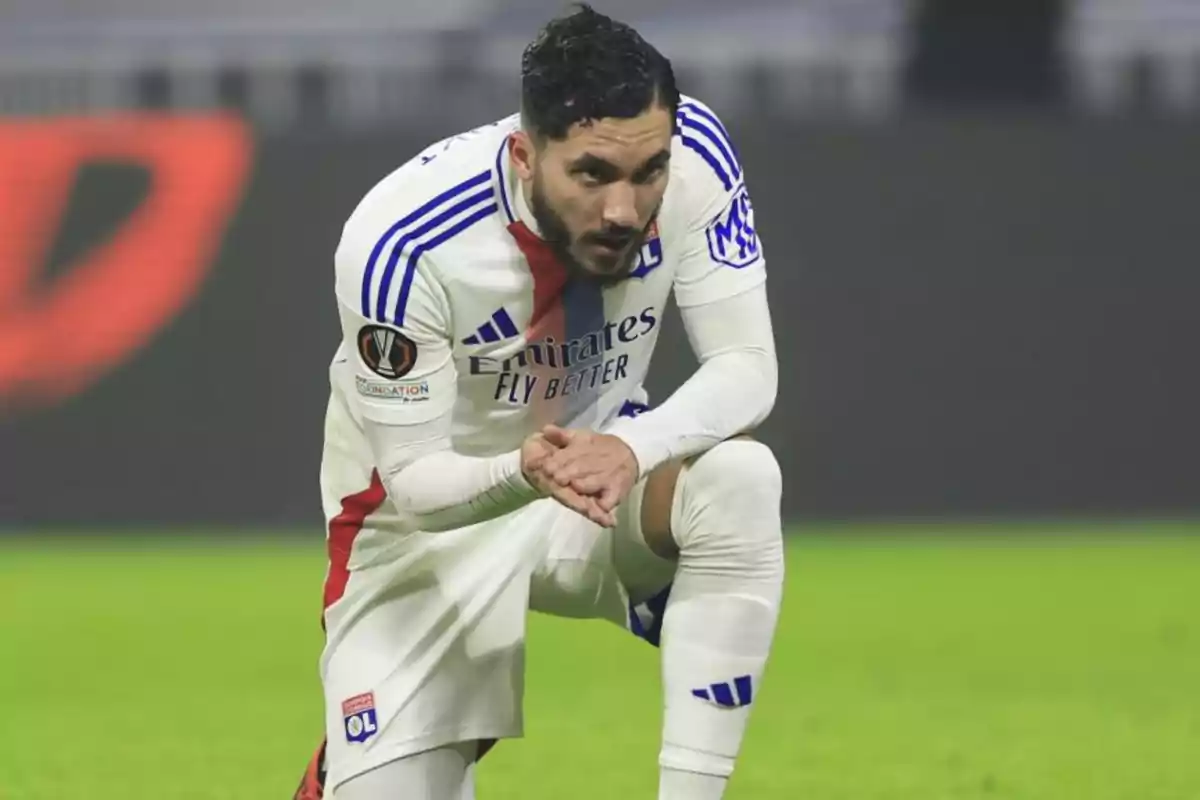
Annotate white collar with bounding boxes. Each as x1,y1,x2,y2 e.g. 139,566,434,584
511,168,542,237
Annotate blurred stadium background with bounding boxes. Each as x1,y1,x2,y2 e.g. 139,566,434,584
1,1,1197,798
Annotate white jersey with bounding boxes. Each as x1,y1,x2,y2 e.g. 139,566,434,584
317,98,778,787
331,95,764,457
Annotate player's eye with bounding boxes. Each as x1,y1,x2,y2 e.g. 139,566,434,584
569,157,620,187
576,167,610,186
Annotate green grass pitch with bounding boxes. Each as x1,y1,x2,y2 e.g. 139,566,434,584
2,523,1198,799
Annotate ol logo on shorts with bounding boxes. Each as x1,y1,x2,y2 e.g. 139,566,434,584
342,691,379,743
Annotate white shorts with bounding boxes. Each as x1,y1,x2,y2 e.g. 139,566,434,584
318,472,676,793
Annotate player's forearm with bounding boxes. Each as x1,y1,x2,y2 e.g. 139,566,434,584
384,448,540,531
604,284,778,475
606,348,776,475
365,416,540,531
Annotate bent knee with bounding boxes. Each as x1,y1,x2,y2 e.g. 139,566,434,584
673,439,783,562
639,437,780,558
686,438,782,507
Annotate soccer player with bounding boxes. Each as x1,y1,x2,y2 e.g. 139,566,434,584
297,5,783,798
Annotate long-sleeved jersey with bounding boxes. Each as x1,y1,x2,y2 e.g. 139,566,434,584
323,95,776,535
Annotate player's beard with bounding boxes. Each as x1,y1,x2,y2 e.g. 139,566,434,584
529,175,655,286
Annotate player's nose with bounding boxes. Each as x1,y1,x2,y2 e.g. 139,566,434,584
600,183,639,229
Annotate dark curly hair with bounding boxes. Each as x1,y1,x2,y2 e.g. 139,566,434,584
521,4,680,141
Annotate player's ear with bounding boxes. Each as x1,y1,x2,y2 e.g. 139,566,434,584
509,131,537,181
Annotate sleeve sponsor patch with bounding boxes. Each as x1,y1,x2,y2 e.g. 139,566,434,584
355,375,431,403
704,186,762,269
357,324,416,379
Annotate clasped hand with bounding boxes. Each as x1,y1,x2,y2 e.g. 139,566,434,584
520,425,639,527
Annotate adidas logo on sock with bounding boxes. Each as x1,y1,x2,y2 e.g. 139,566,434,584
462,307,520,345
691,675,753,708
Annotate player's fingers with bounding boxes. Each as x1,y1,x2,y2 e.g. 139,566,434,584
542,446,589,480
537,469,571,493
582,501,614,528
570,474,607,496
559,486,612,526
598,483,623,513
558,482,615,526
528,471,559,498
523,450,550,471
591,505,617,528
562,454,614,486
541,425,574,448
555,458,599,484
535,435,564,454
542,459,571,485
522,434,561,474
549,484,593,516
540,443,571,469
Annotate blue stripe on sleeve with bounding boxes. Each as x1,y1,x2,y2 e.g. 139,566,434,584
360,170,491,319
392,203,499,326
375,187,495,322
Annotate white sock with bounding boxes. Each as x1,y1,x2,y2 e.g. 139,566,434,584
659,765,728,800
657,440,784,800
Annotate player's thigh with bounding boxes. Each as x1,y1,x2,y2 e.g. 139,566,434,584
528,482,676,626
331,741,477,800
322,515,545,793
527,497,625,624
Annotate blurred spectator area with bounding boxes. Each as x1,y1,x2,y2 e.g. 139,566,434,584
903,0,1200,112
0,0,910,125
1065,0,1200,112
1,0,1200,125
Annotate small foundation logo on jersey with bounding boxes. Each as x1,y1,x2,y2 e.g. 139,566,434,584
355,375,430,402
342,692,379,743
